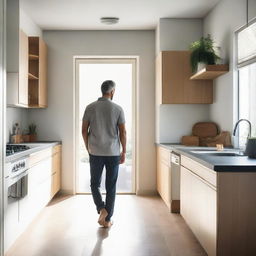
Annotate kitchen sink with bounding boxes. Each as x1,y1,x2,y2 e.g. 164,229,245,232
190,150,246,157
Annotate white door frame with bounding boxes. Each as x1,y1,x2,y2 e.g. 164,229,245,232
73,56,139,194
0,0,6,255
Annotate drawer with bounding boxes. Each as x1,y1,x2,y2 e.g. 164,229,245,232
28,148,52,168
157,146,170,166
181,155,217,188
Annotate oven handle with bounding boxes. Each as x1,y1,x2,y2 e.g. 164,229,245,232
8,170,28,186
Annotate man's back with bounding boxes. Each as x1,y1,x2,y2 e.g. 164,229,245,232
83,97,125,156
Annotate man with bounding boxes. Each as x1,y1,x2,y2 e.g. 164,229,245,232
82,80,126,228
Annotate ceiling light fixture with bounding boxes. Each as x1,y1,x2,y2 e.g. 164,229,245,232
100,17,119,25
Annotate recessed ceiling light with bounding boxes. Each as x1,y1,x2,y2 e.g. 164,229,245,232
100,17,119,25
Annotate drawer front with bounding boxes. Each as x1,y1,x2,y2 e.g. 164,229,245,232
157,146,170,166
181,155,216,188
29,148,52,168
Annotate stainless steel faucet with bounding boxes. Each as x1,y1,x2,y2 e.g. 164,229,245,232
233,119,252,138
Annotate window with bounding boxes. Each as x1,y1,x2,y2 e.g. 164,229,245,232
236,19,256,148
238,63,256,147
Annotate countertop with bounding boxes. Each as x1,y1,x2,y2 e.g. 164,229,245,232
6,141,61,163
157,143,256,172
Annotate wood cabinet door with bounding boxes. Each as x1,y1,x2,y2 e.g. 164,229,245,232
181,166,216,256
156,148,162,196
51,146,61,197
158,51,213,104
157,147,170,207
180,166,192,224
18,30,28,106
39,37,47,107
160,161,170,207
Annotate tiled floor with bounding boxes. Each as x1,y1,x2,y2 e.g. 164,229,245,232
6,195,206,256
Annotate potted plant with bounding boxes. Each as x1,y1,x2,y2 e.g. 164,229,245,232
29,123,37,142
189,34,221,73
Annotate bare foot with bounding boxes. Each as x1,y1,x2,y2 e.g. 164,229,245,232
98,208,108,226
103,220,113,228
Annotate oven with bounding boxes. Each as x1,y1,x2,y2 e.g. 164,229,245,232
5,157,29,201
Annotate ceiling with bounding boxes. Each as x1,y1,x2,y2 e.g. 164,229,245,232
20,0,220,30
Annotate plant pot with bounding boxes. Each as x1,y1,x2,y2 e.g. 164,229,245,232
29,134,37,142
197,62,206,73
11,135,23,143
245,138,256,158
22,135,30,142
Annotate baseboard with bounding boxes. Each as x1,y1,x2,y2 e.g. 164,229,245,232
136,189,158,196
59,189,74,195
171,200,180,213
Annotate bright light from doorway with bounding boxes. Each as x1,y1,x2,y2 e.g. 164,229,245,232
77,62,134,193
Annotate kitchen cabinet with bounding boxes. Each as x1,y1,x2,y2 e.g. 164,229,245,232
157,146,170,209
7,32,48,108
156,51,213,104
28,36,48,108
7,30,29,107
181,165,216,256
51,145,61,198
4,144,61,253
7,0,48,108
157,146,180,213
181,154,256,256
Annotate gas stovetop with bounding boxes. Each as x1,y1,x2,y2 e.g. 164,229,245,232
6,144,30,156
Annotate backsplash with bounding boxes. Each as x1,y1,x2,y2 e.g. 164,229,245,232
6,108,29,143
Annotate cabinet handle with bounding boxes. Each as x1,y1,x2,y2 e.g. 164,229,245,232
182,167,216,191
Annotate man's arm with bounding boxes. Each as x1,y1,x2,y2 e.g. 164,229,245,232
82,120,90,151
118,123,127,164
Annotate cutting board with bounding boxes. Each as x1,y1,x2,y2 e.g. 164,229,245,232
192,122,218,138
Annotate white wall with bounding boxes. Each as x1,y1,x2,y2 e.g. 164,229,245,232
204,0,248,134
156,18,210,143
6,5,42,142
19,8,42,37
159,18,203,51
0,0,6,254
6,108,28,142
159,105,210,143
28,30,156,195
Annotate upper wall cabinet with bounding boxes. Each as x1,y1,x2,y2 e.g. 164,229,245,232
28,36,48,108
156,51,213,104
7,32,48,108
7,30,29,107
6,0,47,108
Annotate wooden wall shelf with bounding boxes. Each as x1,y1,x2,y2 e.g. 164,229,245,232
190,64,229,80
29,54,39,60
28,73,39,80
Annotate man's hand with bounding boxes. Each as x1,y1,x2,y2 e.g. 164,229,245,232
120,152,126,164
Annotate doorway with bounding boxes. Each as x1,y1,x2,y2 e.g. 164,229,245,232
75,58,137,194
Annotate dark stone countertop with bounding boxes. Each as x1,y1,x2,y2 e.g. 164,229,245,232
156,143,256,172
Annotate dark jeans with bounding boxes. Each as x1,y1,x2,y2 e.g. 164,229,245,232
89,154,120,222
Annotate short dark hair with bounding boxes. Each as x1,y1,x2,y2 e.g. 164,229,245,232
101,80,115,94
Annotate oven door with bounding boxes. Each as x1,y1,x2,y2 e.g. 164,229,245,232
4,170,28,251
8,170,28,199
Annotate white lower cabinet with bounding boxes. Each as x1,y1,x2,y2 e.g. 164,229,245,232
181,166,216,256
4,145,61,253
19,158,52,226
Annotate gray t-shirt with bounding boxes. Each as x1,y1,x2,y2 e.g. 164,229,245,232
83,97,125,156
